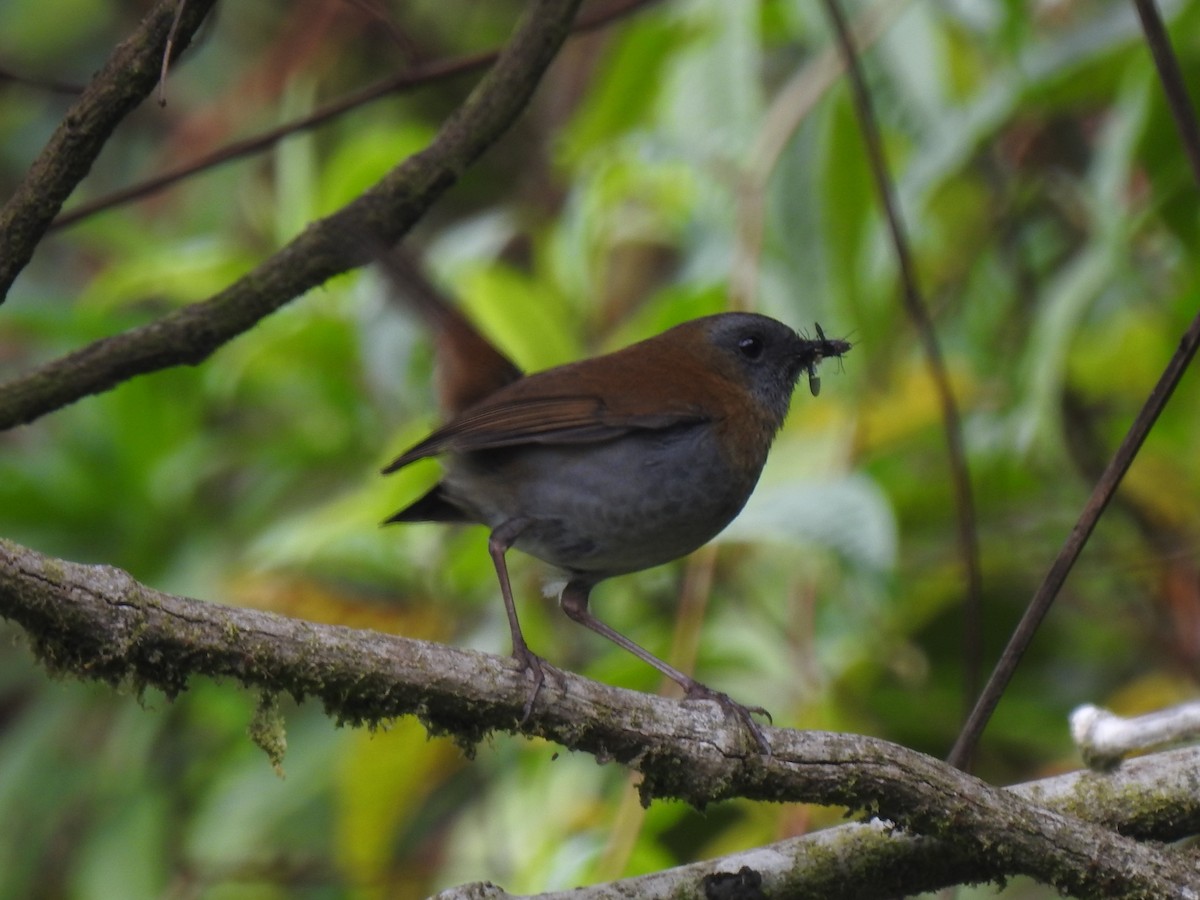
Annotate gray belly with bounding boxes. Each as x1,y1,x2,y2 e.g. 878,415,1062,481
441,424,760,577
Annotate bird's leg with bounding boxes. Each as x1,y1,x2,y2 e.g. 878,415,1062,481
559,581,772,755
488,519,551,724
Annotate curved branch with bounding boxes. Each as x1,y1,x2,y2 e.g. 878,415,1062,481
435,747,1200,899
0,537,1195,896
0,0,218,301
0,0,584,432
820,0,985,740
50,0,664,232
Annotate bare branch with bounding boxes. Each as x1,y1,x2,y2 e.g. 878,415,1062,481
0,0,585,432
950,0,1200,769
49,0,664,233
1072,701,1200,768
0,64,84,95
0,536,1196,896
0,0,218,301
819,0,984,733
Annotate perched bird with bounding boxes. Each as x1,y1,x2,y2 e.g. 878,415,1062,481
379,250,850,752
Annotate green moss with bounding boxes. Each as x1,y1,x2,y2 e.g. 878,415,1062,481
248,691,288,777
37,556,66,584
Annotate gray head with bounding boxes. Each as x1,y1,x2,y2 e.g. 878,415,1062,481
701,312,851,418
699,313,811,422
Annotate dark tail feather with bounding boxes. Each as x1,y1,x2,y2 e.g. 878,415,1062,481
383,484,472,525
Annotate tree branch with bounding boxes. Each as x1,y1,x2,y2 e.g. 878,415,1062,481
0,0,218,301
50,0,665,232
820,0,984,741
949,0,1200,769
434,746,1200,899
0,0,585,431
1,537,1196,896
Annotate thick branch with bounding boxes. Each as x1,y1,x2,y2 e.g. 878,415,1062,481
0,0,218,300
0,537,1196,896
0,0,584,431
436,746,1200,900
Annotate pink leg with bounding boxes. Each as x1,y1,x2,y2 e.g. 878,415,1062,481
560,580,772,755
488,520,549,724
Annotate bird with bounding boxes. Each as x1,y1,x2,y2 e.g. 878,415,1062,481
378,249,851,753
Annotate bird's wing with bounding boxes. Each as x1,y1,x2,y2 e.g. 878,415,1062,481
381,395,707,473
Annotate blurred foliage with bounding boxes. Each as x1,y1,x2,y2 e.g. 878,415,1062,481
2,0,1200,897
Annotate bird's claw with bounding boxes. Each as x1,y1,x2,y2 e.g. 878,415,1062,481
511,645,554,726
685,683,773,756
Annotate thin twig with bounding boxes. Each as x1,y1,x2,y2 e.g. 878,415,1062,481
1133,0,1200,184
948,0,1200,770
0,0,586,432
0,0,218,302
819,0,984,743
730,0,908,311
0,65,84,94
52,50,489,231
50,0,662,231
158,0,188,107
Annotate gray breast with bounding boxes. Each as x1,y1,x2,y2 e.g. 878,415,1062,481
442,423,760,578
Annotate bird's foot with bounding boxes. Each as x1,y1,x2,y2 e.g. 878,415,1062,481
511,644,556,726
684,682,773,756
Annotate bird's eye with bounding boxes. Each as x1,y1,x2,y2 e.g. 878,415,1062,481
738,335,764,359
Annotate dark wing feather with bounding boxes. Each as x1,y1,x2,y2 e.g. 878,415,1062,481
382,318,737,475
382,395,706,473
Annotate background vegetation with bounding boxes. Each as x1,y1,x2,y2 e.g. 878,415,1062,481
2,0,1199,896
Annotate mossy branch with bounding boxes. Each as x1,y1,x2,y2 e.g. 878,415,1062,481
1,537,1197,897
